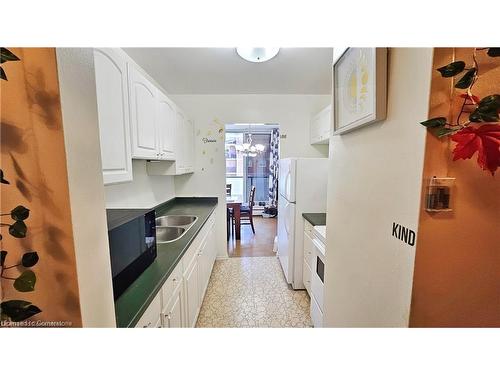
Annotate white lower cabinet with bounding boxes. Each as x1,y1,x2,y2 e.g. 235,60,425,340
162,282,184,328
303,260,312,295
184,255,200,327
310,294,323,328
135,292,162,328
135,211,216,328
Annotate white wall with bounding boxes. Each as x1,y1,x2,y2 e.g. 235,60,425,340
105,160,175,208
57,48,116,327
323,48,433,327
172,94,331,257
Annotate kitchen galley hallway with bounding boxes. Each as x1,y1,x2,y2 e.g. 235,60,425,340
196,256,312,327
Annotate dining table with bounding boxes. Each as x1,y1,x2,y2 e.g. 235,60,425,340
226,195,242,240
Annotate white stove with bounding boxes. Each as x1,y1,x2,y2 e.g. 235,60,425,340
313,225,326,245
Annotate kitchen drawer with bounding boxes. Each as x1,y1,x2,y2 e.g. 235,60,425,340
135,292,162,328
302,260,312,295
303,231,315,268
182,213,215,270
161,261,183,307
304,220,314,236
310,294,323,328
182,235,202,270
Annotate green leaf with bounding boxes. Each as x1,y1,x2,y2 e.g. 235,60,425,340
469,108,499,122
0,250,7,267
11,205,30,221
470,94,500,122
454,68,476,89
21,252,39,268
0,300,41,322
420,117,447,128
0,66,6,81
436,61,465,77
13,270,36,292
9,221,27,238
478,94,500,109
434,127,459,137
0,48,20,63
487,48,500,57
0,169,10,184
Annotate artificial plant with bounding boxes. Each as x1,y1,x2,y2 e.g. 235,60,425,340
420,47,500,175
0,48,20,81
0,48,42,323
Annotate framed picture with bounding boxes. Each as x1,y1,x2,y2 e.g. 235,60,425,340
332,48,388,135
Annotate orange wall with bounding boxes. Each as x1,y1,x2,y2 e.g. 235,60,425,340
1,48,82,326
410,48,500,327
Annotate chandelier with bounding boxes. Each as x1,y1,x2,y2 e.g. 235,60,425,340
235,133,265,157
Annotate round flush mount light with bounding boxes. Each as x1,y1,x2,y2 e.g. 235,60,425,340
236,47,280,63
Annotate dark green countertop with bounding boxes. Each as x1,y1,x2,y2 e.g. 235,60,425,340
114,197,218,328
302,213,327,226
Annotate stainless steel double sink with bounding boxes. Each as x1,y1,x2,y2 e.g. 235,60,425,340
156,215,198,243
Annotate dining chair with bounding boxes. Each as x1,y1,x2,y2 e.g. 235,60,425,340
234,186,256,234
226,207,232,240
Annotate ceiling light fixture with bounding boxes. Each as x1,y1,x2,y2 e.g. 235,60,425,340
235,125,266,157
236,47,280,63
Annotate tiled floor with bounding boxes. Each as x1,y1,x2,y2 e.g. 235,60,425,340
196,256,312,328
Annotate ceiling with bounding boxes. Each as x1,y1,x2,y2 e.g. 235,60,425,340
123,48,333,95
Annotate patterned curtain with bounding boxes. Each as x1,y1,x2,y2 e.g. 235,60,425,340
268,128,279,206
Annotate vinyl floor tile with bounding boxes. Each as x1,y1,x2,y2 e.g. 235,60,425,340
196,256,312,328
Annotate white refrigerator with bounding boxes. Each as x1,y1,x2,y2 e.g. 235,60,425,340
277,158,328,289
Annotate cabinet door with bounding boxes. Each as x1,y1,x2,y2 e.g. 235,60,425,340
197,239,209,306
93,48,133,185
162,283,184,328
183,256,200,327
128,64,159,159
156,90,176,160
184,118,195,172
175,110,186,171
135,292,162,328
310,114,320,144
319,106,331,142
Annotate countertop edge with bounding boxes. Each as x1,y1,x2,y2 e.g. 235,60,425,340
302,212,327,226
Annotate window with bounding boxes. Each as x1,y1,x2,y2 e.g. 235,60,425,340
225,131,272,206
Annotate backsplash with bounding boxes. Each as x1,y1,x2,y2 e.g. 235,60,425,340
105,160,175,208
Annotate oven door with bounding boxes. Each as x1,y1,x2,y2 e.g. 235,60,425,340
311,237,325,311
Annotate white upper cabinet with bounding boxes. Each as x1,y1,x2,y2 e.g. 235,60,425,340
93,48,133,185
128,64,159,159
147,107,195,176
185,119,195,172
176,110,187,170
94,48,194,179
310,104,332,145
156,90,176,160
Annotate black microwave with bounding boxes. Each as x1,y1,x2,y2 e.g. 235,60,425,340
106,209,157,300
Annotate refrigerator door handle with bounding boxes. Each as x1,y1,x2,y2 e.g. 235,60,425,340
284,202,290,235
284,171,291,201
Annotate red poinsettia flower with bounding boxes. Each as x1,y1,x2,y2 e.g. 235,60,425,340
451,124,500,175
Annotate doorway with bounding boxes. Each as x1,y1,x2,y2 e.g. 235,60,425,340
224,124,280,257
